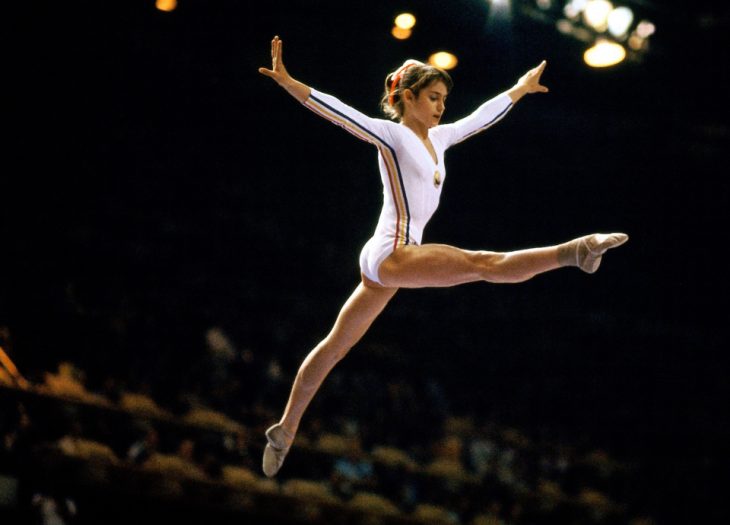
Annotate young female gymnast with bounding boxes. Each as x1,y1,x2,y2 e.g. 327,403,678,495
258,35,627,477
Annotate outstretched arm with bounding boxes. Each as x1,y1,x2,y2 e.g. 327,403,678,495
507,60,549,103
258,36,393,149
258,35,311,103
433,60,550,147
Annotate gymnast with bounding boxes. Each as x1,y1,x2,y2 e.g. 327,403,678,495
258,35,628,477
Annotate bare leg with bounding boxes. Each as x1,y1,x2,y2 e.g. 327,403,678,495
379,243,558,288
263,280,397,476
262,234,627,475
279,282,397,435
379,233,628,288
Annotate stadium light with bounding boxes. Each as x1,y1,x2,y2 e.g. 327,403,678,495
428,52,458,70
391,26,412,40
517,1,654,67
155,0,177,12
392,12,416,40
584,38,626,67
583,0,613,31
395,13,416,30
607,6,634,38
635,20,655,38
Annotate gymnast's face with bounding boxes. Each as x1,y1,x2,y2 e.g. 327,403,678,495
404,80,448,128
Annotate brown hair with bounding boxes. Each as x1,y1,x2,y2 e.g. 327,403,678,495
380,61,453,121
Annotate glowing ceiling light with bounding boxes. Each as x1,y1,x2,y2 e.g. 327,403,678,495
628,34,645,50
395,13,416,30
391,26,412,40
428,52,458,70
636,20,656,38
564,0,587,19
607,6,634,38
536,0,553,10
155,0,177,12
584,39,626,67
556,19,574,35
583,0,613,31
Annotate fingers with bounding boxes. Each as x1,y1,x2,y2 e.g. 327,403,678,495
272,36,278,68
261,36,287,81
533,60,546,77
271,36,280,68
270,36,284,70
532,60,548,92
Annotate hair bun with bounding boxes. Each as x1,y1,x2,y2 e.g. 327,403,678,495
397,59,424,73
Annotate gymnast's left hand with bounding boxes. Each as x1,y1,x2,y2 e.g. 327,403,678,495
517,60,549,94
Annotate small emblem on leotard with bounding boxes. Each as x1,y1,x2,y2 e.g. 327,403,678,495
433,170,441,187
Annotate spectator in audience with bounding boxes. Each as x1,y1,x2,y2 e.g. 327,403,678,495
176,437,197,464
31,492,78,525
221,427,254,470
2,402,36,471
468,426,498,478
127,424,159,466
330,437,377,500
481,499,508,525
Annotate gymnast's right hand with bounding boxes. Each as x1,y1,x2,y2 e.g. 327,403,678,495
258,35,291,86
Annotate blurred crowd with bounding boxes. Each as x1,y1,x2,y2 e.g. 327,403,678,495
1,325,656,525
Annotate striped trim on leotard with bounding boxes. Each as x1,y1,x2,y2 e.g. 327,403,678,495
452,102,513,145
304,94,412,247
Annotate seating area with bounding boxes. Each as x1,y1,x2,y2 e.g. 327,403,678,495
1,332,656,525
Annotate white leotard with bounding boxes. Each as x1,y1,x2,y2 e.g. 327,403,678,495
303,88,513,284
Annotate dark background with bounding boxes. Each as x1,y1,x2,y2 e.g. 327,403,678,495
4,0,729,522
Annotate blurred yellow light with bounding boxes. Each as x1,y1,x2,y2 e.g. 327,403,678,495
156,0,177,12
584,39,626,67
628,34,645,50
607,6,634,38
583,0,613,31
428,52,458,70
537,0,553,9
391,26,412,40
395,13,416,30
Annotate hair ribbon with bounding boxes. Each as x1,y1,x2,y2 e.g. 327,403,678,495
388,61,419,106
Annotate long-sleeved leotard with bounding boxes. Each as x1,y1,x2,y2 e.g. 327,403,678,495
302,88,514,284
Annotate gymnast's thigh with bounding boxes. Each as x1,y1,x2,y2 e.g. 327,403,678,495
358,234,396,286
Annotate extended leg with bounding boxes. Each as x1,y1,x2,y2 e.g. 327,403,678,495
263,281,397,477
378,233,628,288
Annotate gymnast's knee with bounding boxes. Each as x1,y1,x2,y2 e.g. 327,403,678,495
296,339,351,387
319,336,353,365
